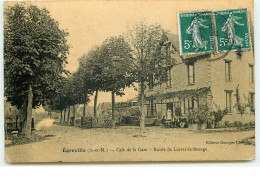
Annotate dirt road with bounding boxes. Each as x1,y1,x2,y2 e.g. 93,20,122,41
5,119,255,162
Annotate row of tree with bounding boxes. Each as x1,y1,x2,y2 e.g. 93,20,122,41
48,23,173,130
4,4,173,138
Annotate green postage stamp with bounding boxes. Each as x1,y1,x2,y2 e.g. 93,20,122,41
214,8,251,52
178,11,215,55
178,8,251,55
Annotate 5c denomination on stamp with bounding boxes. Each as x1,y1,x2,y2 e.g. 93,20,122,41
214,8,251,52
178,11,215,55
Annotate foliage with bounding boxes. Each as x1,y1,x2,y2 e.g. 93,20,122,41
125,21,172,85
100,35,135,94
234,102,246,117
125,21,172,131
212,108,228,123
77,36,136,126
99,35,137,127
45,77,68,112
174,105,182,117
78,46,106,92
77,46,108,122
4,4,70,109
248,104,255,113
187,111,197,124
234,85,247,117
115,106,141,125
187,105,210,124
67,72,90,106
115,106,141,118
233,121,243,127
45,71,91,123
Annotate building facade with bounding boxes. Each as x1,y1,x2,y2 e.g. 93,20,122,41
143,33,254,123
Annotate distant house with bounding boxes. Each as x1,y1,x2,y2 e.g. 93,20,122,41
97,98,139,119
115,97,139,109
4,100,39,131
97,97,139,113
97,102,112,117
4,101,22,131
74,105,94,119
143,33,254,123
4,101,20,119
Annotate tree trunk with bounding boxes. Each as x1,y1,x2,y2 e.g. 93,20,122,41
63,107,66,123
111,91,116,129
73,104,76,117
83,102,86,119
60,110,63,123
21,99,27,134
93,89,98,128
82,102,86,128
25,84,33,138
73,104,76,125
140,81,145,132
82,93,86,128
15,116,18,130
67,106,70,124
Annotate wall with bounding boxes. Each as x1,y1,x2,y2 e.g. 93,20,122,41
144,52,213,118
143,39,255,123
210,50,255,123
145,54,212,99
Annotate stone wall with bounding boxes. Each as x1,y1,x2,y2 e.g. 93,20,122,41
210,50,255,123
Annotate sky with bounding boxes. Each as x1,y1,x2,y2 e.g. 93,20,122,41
4,0,254,107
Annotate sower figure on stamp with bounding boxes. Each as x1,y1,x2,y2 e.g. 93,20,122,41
221,12,244,47
186,16,209,51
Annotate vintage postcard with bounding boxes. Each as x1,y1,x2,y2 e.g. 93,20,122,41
4,0,254,163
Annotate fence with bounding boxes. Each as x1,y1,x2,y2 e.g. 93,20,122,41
5,116,35,132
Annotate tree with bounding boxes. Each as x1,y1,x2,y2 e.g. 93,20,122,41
46,76,70,123
4,4,70,138
72,69,92,127
61,77,71,123
45,75,76,124
234,85,246,118
125,22,172,132
100,36,135,128
77,47,105,126
67,72,91,125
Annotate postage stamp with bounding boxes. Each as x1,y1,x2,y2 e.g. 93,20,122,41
178,11,215,55
214,8,251,52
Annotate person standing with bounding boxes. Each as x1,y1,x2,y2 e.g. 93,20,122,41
166,108,172,127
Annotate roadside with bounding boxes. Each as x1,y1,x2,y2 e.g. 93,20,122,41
5,119,255,162
5,118,55,147
5,118,255,147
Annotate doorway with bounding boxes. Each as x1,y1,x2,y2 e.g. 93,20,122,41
166,103,173,119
